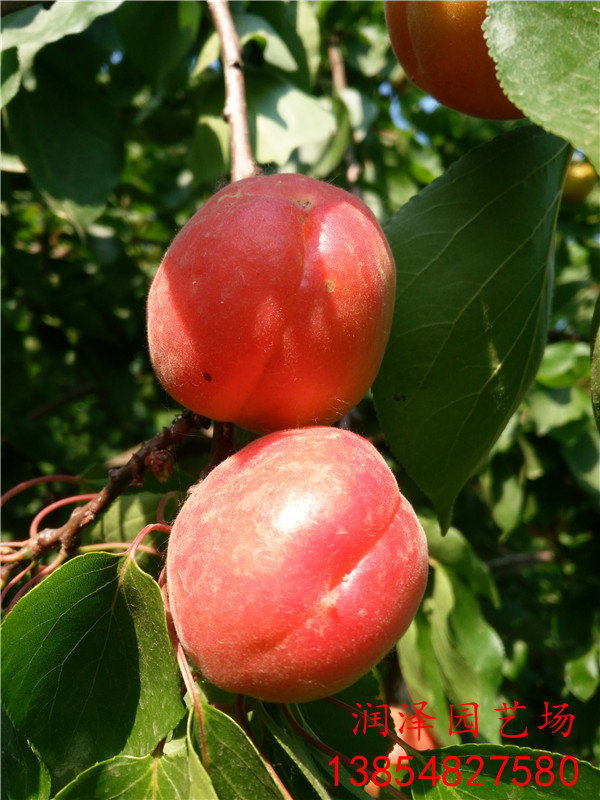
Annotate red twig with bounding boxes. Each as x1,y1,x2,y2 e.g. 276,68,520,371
1,474,82,506
125,523,171,568
156,490,179,525
4,551,66,612
30,493,97,539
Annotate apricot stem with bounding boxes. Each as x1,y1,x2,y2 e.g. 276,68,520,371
202,421,237,477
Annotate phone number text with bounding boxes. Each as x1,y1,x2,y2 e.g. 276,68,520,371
329,754,579,789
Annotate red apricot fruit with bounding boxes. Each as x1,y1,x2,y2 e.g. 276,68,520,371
166,426,429,703
384,0,523,120
147,173,396,434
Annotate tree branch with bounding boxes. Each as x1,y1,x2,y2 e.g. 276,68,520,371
207,0,258,182
29,411,209,558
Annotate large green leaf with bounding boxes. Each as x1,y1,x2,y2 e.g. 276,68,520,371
0,48,21,109
0,0,124,83
397,611,454,747
246,70,337,166
231,8,298,72
1,553,184,791
114,1,201,83
373,125,570,529
252,0,322,88
52,754,191,800
1,705,51,800
3,57,124,232
189,699,287,800
428,564,505,744
485,1,600,171
260,706,333,800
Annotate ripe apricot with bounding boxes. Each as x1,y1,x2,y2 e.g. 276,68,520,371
384,0,523,120
166,426,429,703
147,174,396,433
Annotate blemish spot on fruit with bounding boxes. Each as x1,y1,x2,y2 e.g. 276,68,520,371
324,279,335,293
293,197,313,211
203,372,212,382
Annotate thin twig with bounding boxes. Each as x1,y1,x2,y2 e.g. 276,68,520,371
486,549,555,571
327,31,362,192
207,0,258,182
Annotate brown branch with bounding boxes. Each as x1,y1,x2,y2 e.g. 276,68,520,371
207,0,258,183
29,410,209,559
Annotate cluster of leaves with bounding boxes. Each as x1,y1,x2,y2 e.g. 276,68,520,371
1,1,599,799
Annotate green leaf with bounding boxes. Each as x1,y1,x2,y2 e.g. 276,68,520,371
114,1,201,82
374,126,570,529
185,721,220,800
251,0,322,88
410,743,600,798
52,753,191,800
299,671,394,768
1,705,51,800
1,48,21,109
260,706,333,800
536,341,591,389
3,57,124,232
338,86,378,142
480,450,526,536
561,428,600,508
1,553,184,791
1,0,124,81
231,9,298,72
397,611,454,747
189,699,287,800
85,491,171,575
420,511,499,605
428,564,505,743
564,642,600,703
298,95,351,179
485,1,600,171
1,0,123,51
246,70,337,166
191,113,230,185
525,384,591,436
